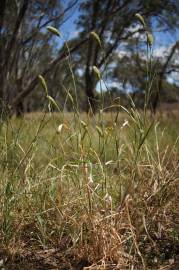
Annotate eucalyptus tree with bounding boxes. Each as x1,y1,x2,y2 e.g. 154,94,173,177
0,0,78,115
73,0,179,111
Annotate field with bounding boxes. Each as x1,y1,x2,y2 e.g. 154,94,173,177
0,110,179,269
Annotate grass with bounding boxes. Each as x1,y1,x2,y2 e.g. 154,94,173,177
0,110,179,269
0,20,178,269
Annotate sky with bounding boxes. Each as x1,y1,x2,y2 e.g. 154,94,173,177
58,1,80,44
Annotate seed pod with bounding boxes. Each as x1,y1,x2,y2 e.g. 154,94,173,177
47,26,61,37
90,31,102,47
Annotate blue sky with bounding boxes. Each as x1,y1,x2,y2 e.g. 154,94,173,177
58,1,80,44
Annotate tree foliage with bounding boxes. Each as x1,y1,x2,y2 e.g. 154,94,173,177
73,0,179,111
0,0,179,115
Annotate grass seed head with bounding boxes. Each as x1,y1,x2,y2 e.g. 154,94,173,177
90,31,102,47
121,119,129,129
92,66,101,80
38,75,48,96
135,13,146,27
146,31,153,47
57,124,63,133
46,26,61,37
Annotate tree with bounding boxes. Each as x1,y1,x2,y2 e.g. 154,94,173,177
0,0,79,115
152,41,179,112
111,36,179,112
1,0,179,115
73,0,179,112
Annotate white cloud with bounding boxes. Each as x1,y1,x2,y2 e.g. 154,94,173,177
70,30,79,38
168,71,179,83
153,45,170,58
117,50,131,58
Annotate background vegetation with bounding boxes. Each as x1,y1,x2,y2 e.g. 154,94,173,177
0,0,179,115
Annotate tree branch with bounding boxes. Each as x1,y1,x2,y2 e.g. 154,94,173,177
22,0,79,46
10,36,89,109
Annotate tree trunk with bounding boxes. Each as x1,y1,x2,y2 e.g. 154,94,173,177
0,0,7,116
15,101,24,117
15,78,24,117
85,67,97,113
151,91,159,114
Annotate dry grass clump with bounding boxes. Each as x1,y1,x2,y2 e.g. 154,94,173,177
0,110,178,269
